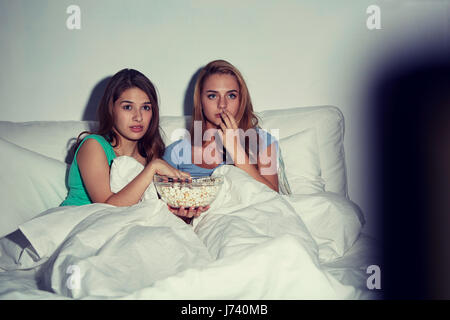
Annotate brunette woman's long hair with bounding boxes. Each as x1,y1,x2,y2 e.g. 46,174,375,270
75,68,165,163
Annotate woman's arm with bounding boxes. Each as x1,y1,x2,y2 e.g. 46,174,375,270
77,138,189,207
218,110,279,192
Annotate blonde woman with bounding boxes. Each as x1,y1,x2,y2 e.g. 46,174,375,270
163,60,279,220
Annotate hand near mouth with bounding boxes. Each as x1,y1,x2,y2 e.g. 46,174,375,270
217,110,246,164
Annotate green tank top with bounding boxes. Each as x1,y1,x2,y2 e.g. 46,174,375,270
60,134,116,206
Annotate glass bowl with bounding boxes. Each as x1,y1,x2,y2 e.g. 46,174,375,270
153,174,224,209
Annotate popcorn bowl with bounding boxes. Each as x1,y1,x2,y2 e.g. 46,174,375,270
153,174,224,209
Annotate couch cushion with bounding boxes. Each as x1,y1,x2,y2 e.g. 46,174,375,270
0,138,67,238
258,106,348,198
0,105,347,197
0,121,96,164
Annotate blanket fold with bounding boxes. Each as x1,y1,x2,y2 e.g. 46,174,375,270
5,158,364,299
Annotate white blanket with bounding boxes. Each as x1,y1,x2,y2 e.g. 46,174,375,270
6,157,366,299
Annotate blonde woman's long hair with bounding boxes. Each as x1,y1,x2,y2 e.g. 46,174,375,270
189,60,260,149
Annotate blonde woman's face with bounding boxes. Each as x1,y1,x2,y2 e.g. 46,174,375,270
201,73,240,129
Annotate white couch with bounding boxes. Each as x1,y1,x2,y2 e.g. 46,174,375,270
0,105,351,238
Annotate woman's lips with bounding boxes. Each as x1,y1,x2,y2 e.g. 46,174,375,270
130,126,143,132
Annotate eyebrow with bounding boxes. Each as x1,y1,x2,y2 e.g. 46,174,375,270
205,89,238,93
120,100,151,104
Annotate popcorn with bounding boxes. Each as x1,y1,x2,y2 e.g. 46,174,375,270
153,175,223,208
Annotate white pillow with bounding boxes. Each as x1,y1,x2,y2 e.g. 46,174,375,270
0,121,95,164
0,138,68,238
259,106,348,198
279,128,325,194
286,192,365,263
159,116,191,146
110,156,158,201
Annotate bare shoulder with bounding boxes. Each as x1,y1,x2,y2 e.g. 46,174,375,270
77,137,109,165
75,136,114,203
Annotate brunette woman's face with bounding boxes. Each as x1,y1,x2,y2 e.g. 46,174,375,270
201,73,240,129
111,87,153,142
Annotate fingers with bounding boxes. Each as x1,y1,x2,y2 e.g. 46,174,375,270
192,205,209,217
161,170,191,182
167,205,193,218
195,205,210,217
168,205,186,216
154,159,191,181
219,113,232,135
178,170,191,179
218,111,239,147
221,110,238,129
175,206,195,218
188,206,196,218
167,205,210,218
172,170,183,180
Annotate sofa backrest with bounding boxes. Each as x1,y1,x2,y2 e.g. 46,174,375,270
0,105,348,198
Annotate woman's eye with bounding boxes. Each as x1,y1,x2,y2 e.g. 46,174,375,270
228,93,237,99
123,105,132,110
142,105,151,111
207,94,216,99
